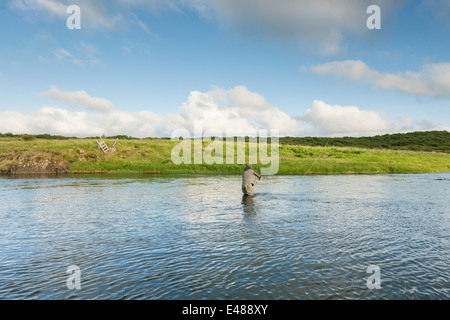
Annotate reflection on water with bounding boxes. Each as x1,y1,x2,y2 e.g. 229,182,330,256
0,173,449,299
242,195,256,214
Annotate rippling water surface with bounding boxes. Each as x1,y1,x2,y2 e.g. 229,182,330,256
0,173,449,299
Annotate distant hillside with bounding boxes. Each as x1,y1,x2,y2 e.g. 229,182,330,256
279,131,450,153
1,130,449,153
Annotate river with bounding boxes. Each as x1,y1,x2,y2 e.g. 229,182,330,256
0,173,449,299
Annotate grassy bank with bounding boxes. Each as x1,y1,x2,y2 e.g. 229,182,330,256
0,137,449,175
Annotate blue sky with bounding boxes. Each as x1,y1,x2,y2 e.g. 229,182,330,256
0,0,449,137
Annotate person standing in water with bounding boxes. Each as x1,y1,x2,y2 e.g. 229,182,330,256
242,163,262,196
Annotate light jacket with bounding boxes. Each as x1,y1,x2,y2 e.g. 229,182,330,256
242,164,261,195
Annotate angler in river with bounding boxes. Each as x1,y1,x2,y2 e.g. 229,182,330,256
242,163,262,196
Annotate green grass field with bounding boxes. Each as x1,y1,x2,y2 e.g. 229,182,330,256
1,137,449,175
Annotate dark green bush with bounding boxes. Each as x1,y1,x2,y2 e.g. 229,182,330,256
22,134,35,141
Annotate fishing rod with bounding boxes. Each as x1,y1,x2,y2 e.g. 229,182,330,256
290,136,333,188
303,136,332,176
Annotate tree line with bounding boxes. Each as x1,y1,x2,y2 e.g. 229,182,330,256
1,131,449,153
279,131,450,153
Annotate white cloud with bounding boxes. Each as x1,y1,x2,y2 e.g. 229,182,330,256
9,0,178,31
53,48,71,60
310,60,450,98
52,48,82,66
0,107,163,137
41,87,116,112
10,0,406,54
10,0,67,17
115,0,179,11
10,0,125,30
45,44,104,67
184,0,404,55
299,100,450,136
302,100,391,136
1,86,303,137
1,86,445,137
137,20,151,34
75,0,124,30
122,46,132,55
175,86,303,135
11,0,450,56
78,42,98,57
